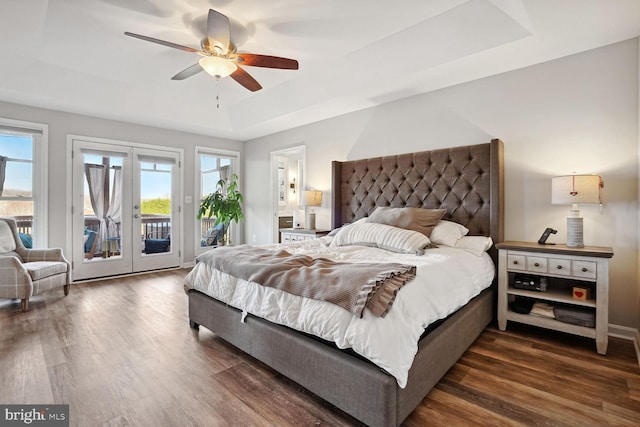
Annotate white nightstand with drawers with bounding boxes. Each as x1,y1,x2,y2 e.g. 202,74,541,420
496,241,613,355
279,228,330,243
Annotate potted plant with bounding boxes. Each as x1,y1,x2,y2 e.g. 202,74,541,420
198,174,244,245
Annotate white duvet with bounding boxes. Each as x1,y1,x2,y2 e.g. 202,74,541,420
183,236,495,388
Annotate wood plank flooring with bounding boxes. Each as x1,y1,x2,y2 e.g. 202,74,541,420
1,269,638,426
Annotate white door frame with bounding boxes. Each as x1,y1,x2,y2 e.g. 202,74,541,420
269,145,305,243
66,135,183,281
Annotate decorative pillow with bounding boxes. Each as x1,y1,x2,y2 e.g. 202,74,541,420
367,207,446,237
18,232,33,249
327,218,366,237
332,220,432,255
454,236,493,256
84,229,97,253
144,238,171,254
429,220,469,247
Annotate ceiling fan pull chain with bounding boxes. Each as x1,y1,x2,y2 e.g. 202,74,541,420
216,76,220,109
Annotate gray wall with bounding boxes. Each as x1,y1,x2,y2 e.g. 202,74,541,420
244,39,639,330
0,101,242,263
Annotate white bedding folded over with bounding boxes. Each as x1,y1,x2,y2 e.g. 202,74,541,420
184,236,495,387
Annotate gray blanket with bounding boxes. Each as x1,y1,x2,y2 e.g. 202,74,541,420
197,245,416,317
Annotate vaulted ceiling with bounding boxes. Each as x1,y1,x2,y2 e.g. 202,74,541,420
1,0,639,140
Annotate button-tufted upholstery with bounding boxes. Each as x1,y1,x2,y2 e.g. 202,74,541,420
0,217,71,311
331,139,504,244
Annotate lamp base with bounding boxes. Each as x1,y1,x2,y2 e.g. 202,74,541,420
566,216,584,248
306,212,316,230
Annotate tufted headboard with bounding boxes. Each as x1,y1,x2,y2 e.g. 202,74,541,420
331,139,504,246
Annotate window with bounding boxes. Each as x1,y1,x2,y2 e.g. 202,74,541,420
0,119,48,247
195,147,239,252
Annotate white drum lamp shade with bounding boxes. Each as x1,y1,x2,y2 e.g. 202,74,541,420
303,190,323,230
551,175,602,248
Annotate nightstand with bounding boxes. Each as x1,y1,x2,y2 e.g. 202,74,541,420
279,228,330,243
496,241,613,355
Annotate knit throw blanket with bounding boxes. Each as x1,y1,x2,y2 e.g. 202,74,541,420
197,245,416,318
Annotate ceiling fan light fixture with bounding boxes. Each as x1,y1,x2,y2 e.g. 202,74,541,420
198,56,237,78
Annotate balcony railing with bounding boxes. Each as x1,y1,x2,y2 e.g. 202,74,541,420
11,215,220,252
10,215,173,240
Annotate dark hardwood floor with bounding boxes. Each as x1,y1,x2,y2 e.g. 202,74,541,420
1,269,638,426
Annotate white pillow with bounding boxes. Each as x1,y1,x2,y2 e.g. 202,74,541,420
332,220,431,255
454,236,493,256
429,220,469,247
327,217,367,236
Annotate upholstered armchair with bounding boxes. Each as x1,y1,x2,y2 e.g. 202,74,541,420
0,218,71,311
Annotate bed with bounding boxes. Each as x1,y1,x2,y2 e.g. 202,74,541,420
186,139,504,426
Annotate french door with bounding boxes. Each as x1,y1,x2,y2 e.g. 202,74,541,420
72,139,181,281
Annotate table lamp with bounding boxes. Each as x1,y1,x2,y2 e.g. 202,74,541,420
303,190,322,230
551,174,603,248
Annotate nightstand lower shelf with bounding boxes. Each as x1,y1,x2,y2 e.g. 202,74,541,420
503,310,596,339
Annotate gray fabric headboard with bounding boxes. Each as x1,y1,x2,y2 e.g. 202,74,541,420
331,139,504,245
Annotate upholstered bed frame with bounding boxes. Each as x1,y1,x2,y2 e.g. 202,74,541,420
188,139,504,426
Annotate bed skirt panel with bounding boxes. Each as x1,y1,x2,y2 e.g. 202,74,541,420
396,286,494,422
188,290,397,427
188,285,494,427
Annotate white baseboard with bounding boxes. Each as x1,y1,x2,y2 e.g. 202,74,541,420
608,323,640,365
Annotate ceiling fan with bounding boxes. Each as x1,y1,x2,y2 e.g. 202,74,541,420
125,9,299,92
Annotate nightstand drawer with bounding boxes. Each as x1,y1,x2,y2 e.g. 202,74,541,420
526,256,548,273
507,254,526,271
280,229,330,243
549,258,571,276
572,260,597,279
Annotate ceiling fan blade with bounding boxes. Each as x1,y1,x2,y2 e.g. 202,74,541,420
207,9,231,53
124,32,202,54
236,54,299,70
230,66,262,92
171,63,204,80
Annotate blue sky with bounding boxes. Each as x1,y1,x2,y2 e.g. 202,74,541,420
0,135,171,199
0,134,32,193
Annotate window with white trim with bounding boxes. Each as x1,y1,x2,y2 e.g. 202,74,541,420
195,147,240,252
0,120,48,247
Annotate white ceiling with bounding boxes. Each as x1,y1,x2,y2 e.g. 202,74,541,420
1,0,639,141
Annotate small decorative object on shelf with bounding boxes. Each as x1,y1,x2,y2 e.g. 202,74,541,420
496,241,613,355
572,286,590,301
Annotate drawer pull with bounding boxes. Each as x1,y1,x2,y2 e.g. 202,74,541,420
534,262,540,267
582,267,588,272
556,265,563,269
512,260,518,265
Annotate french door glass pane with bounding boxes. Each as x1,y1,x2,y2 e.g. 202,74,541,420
140,161,172,255
82,154,123,260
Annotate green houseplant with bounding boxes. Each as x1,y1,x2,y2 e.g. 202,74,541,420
198,174,244,245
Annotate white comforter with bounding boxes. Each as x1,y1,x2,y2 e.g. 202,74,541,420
183,237,495,388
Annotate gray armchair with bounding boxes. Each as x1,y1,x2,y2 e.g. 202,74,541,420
0,218,71,311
